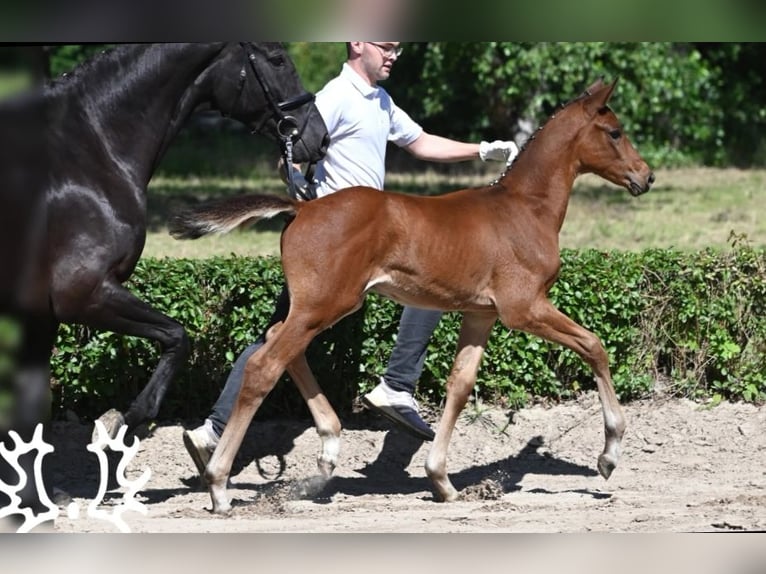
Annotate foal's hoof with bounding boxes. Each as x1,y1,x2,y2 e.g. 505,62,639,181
210,497,232,515
597,453,616,480
317,457,336,479
433,490,460,503
210,483,233,515
431,482,460,503
211,503,232,516
92,408,126,443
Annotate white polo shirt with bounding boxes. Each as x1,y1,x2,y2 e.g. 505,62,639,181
312,62,423,198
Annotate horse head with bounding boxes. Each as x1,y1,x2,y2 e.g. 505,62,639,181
209,42,329,165
574,78,654,196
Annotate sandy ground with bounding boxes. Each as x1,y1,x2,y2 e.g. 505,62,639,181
12,391,765,533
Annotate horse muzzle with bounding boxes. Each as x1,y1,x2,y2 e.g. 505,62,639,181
628,171,655,196
293,130,329,164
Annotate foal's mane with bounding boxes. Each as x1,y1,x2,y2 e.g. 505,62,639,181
515,89,593,159
487,87,598,186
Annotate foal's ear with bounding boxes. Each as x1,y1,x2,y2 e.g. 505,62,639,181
584,77,605,95
584,77,618,115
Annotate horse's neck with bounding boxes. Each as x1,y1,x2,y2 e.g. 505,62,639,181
61,44,222,185
143,45,225,171
501,103,591,229
500,135,579,233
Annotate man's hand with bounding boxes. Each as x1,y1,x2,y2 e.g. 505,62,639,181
479,140,519,165
277,157,312,200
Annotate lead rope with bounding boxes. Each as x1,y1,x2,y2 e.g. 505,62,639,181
282,135,319,202
282,136,314,202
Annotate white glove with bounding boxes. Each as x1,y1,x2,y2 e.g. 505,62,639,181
479,140,519,165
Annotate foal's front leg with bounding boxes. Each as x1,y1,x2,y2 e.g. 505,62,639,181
509,298,626,479
425,312,496,502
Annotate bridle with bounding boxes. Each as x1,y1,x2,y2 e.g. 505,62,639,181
227,42,319,200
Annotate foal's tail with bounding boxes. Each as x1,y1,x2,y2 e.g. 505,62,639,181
169,194,299,239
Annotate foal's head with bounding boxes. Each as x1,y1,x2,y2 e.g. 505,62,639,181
566,78,654,196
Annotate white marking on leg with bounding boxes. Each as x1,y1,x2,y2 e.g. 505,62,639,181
322,435,340,465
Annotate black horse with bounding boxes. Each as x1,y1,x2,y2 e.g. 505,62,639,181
0,43,328,517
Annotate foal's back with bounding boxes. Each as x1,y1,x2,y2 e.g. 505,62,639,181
280,184,537,312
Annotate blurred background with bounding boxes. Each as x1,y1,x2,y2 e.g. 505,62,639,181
2,42,765,176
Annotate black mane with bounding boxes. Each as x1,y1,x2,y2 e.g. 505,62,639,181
45,44,123,93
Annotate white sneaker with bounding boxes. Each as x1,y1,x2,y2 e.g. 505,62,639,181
362,379,435,441
182,419,219,482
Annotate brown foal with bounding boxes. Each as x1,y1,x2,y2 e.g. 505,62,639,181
171,78,655,514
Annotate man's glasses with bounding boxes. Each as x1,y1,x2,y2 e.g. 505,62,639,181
368,43,403,59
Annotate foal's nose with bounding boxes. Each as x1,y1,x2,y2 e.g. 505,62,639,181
644,171,656,192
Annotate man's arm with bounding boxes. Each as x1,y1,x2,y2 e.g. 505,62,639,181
403,132,479,162
404,133,518,165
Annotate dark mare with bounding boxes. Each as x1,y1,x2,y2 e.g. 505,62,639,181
170,79,655,514
0,43,328,518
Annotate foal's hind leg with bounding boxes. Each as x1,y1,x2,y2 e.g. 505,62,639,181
59,279,190,438
206,316,321,514
505,298,626,479
266,322,341,478
425,312,496,502
287,356,341,478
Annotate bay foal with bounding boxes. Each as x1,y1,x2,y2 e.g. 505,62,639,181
171,78,654,514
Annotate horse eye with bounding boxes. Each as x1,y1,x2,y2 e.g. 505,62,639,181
268,55,285,67
609,129,621,140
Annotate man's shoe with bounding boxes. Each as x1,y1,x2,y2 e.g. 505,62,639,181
182,419,219,483
362,380,435,441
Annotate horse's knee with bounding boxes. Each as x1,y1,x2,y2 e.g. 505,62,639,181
576,332,608,368
265,321,284,341
163,322,190,358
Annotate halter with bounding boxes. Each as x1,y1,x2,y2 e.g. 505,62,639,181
231,42,318,201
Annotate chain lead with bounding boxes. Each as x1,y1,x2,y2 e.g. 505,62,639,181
283,137,311,201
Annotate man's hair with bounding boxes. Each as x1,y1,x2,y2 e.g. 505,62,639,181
345,42,352,59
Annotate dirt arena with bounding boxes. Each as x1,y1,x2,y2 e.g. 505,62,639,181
24,390,762,534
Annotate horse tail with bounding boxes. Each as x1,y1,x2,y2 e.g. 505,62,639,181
169,194,299,239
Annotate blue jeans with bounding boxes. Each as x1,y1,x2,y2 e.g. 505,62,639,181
383,306,443,393
208,287,290,437
208,298,442,437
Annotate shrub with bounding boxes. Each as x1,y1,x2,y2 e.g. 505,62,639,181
51,247,766,422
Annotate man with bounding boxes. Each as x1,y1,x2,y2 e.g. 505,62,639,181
183,41,517,479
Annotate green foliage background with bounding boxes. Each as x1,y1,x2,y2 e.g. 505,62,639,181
14,42,765,168
286,42,766,168
6,43,766,422
50,247,766,422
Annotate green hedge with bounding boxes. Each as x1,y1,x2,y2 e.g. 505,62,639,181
50,247,766,422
